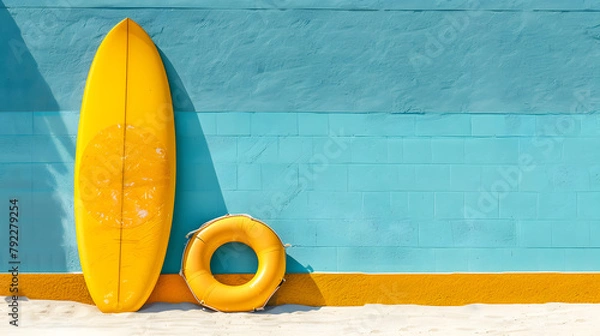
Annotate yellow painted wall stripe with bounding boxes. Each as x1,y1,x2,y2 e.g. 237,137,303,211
3,273,600,306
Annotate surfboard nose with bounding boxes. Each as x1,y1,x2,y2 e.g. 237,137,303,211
113,17,130,29
114,17,147,33
116,17,146,31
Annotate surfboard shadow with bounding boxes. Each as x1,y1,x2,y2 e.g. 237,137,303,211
0,3,60,112
157,49,229,273
0,2,75,272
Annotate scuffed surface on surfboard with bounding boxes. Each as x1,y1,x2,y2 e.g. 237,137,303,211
74,18,176,313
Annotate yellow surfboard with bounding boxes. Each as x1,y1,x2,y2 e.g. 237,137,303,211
74,18,176,313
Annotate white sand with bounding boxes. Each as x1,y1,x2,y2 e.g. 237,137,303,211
1,297,598,335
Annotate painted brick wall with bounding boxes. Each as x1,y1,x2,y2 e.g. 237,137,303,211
1,1,600,274
199,112,600,273
3,111,600,273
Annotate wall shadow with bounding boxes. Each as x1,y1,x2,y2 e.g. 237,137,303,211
286,254,314,273
0,3,60,112
158,48,229,273
0,2,72,273
210,254,325,311
156,40,324,310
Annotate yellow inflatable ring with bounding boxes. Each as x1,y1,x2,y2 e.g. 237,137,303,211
180,214,286,312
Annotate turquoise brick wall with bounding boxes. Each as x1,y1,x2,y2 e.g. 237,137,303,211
1,1,600,273
3,111,600,273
